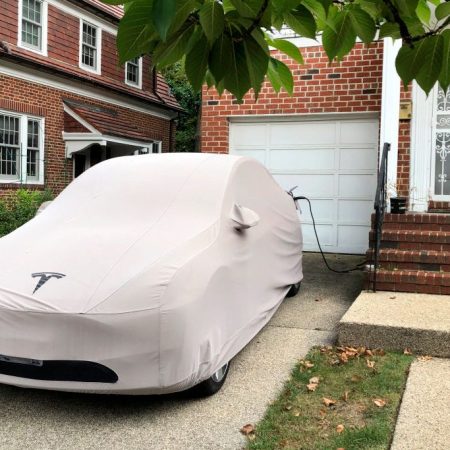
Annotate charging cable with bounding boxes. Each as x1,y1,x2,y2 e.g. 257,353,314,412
289,189,366,274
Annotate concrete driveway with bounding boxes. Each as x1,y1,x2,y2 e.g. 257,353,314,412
0,253,364,450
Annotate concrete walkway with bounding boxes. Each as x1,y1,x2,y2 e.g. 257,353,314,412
0,253,364,450
391,358,450,450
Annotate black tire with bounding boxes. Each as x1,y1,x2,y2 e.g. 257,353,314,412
286,282,301,298
189,362,230,397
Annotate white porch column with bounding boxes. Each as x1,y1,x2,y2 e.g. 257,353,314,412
380,38,402,199
410,83,434,212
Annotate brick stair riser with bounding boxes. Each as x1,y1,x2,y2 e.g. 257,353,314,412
366,270,450,294
366,250,450,272
372,222,450,232
372,213,450,226
370,241,450,252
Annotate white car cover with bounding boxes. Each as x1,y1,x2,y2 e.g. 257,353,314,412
0,153,303,394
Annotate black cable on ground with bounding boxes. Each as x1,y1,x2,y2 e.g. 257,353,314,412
293,196,366,274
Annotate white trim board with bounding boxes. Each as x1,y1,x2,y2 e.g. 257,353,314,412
0,60,177,120
17,0,48,57
228,112,379,123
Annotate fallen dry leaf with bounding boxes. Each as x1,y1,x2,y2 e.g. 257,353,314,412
390,295,396,299
342,390,349,402
365,349,373,357
357,346,366,355
351,374,363,383
323,397,336,407
366,359,376,369
319,408,327,417
300,360,314,369
309,376,320,384
418,355,433,361
339,353,349,363
336,424,345,434
337,448,346,450
284,405,293,411
404,348,412,355
240,424,255,435
373,398,386,408
307,383,318,392
292,409,301,417
373,348,386,356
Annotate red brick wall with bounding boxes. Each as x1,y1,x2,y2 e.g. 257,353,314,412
0,0,17,42
201,42,384,154
0,74,173,198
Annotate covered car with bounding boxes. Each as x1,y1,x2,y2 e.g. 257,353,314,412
0,153,302,395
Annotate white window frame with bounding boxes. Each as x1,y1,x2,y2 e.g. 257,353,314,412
17,0,48,56
79,19,102,75
0,110,45,185
125,57,143,89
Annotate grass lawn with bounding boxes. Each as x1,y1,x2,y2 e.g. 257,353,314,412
245,346,414,450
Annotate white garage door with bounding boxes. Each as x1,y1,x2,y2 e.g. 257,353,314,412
229,118,379,254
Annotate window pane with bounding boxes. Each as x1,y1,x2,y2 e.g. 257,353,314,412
126,58,140,85
81,22,98,69
0,115,20,178
27,120,40,179
22,0,42,49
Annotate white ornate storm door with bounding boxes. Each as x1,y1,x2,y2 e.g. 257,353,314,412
431,87,450,200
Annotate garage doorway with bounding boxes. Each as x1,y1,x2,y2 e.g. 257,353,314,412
229,116,379,254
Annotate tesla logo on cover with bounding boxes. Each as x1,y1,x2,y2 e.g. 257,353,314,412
32,272,66,294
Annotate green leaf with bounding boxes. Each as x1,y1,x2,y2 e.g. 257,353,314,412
284,6,317,39
416,35,444,93
209,33,233,82
322,10,356,60
379,21,400,39
153,0,176,41
223,41,252,102
436,2,450,21
169,0,201,35
243,35,269,98
416,0,431,25
117,0,156,64
349,6,376,44
267,58,294,94
229,0,260,17
185,33,209,91
101,0,129,4
199,0,225,44
268,38,304,64
153,24,195,68
393,0,419,18
439,30,450,93
302,0,327,22
395,38,439,90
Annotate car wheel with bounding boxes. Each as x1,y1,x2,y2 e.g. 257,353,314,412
189,362,230,397
286,282,301,298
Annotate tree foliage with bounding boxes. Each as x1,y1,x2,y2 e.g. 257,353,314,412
103,0,450,101
162,63,200,152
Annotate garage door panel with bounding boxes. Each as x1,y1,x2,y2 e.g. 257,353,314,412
273,174,335,197
300,199,335,223
338,200,373,224
340,121,379,144
302,224,334,248
232,149,266,165
270,122,336,146
339,147,378,171
338,226,372,253
270,149,335,171
231,124,266,147
339,174,376,198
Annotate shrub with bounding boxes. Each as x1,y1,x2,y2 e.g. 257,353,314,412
0,189,53,237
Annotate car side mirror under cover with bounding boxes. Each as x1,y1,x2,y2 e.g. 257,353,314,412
230,204,260,230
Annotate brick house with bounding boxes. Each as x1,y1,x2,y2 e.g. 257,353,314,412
0,0,181,198
201,35,450,293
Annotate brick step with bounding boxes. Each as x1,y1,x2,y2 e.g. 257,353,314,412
366,269,450,294
371,213,450,232
369,230,450,251
366,249,450,272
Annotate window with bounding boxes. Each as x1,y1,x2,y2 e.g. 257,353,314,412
0,112,44,184
18,0,48,55
125,58,142,88
80,21,101,73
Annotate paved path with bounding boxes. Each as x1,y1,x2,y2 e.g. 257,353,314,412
391,358,450,450
0,253,364,450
